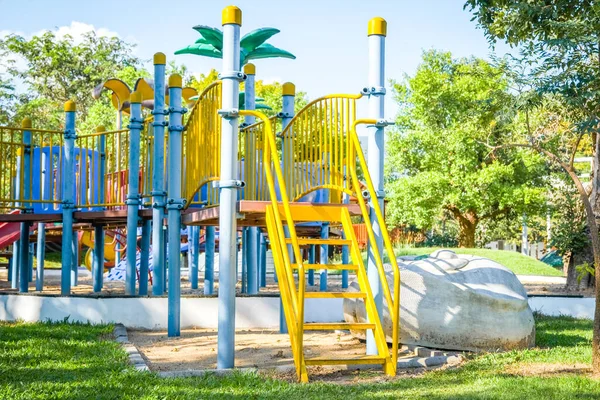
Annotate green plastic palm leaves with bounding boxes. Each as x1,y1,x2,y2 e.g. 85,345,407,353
175,26,295,65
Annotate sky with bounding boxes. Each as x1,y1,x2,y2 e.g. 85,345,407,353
0,0,512,120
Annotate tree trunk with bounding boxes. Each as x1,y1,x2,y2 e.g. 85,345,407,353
456,211,478,248
565,244,594,290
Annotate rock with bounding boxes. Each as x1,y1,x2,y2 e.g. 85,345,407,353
343,250,535,352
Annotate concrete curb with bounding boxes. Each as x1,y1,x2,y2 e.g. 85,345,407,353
158,367,258,378
114,324,149,372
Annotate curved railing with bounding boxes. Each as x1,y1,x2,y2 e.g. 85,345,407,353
182,81,222,208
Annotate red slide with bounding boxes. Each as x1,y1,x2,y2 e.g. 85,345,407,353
0,210,26,250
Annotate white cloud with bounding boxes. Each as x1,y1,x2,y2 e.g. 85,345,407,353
39,21,120,44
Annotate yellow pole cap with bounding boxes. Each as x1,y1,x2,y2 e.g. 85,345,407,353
168,74,182,88
64,100,76,112
244,63,256,75
21,118,32,129
282,82,295,96
222,5,242,26
154,52,166,65
368,17,387,37
96,125,106,133
130,91,142,103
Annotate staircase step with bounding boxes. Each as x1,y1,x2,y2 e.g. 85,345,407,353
304,322,375,331
304,291,366,299
305,355,386,366
285,238,352,246
291,263,358,271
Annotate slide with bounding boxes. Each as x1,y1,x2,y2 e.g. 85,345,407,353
0,210,28,250
80,230,124,271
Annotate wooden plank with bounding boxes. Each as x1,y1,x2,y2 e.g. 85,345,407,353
0,213,62,223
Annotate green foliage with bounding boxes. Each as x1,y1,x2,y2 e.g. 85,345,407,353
3,316,599,399
386,50,548,246
576,262,595,283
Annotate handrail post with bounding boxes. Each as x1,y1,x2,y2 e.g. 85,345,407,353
18,118,32,293
126,92,143,295
152,52,167,296
61,100,77,295
167,74,185,337
365,16,387,356
217,5,242,369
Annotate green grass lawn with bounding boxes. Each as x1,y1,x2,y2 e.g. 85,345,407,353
0,315,598,399
391,247,564,276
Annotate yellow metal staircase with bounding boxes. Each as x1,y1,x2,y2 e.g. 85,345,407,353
240,100,401,382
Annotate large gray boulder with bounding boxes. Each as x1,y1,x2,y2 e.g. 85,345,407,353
343,250,535,352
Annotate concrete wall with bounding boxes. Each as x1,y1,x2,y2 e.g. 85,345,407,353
0,294,593,329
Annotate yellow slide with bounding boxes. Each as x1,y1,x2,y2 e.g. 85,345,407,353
80,230,120,271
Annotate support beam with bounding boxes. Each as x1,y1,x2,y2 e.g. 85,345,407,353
319,223,329,291
190,225,200,289
204,226,215,295
139,219,151,295
18,118,32,293
93,224,104,293
36,224,45,291
61,100,77,296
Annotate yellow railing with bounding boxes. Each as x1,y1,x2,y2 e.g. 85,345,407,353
75,128,131,209
183,81,222,208
281,94,362,202
239,115,280,201
141,117,155,205
0,126,64,211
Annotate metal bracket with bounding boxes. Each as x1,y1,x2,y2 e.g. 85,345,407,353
168,125,185,132
125,194,140,206
152,201,166,209
218,109,239,119
219,71,246,81
152,109,169,116
361,86,386,96
276,111,294,119
61,200,76,210
151,190,167,197
169,106,188,114
21,207,33,214
152,121,168,127
212,180,245,189
63,129,77,140
374,119,395,127
166,198,187,210
239,122,250,129
375,189,386,198
127,117,144,130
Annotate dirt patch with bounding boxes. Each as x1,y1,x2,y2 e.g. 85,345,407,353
505,362,592,377
523,283,594,297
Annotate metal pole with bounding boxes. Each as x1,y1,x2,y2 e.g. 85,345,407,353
167,74,185,337
217,5,242,370
190,225,200,289
522,213,529,256
61,101,76,295
18,118,32,293
341,193,350,288
36,225,45,291
152,53,167,296
204,225,215,295
241,228,247,293
319,223,329,291
139,219,151,295
93,224,104,293
308,244,315,286
71,233,78,286
125,92,143,295
366,17,387,356
259,231,267,288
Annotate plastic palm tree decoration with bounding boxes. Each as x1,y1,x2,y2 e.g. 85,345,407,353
175,26,295,65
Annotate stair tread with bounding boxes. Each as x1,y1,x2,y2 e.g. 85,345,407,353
285,238,352,245
291,263,358,270
305,355,386,366
304,291,366,299
304,322,375,330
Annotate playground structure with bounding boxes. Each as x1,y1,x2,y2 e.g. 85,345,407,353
0,7,399,382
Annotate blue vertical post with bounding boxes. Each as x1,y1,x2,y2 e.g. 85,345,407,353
204,226,215,295
126,91,143,296
167,74,185,337
36,143,50,292
139,219,151,295
319,223,329,291
190,225,200,289
11,241,18,288
366,17,387,355
341,193,350,289
259,232,267,288
18,118,32,293
28,243,34,282
71,234,78,286
61,100,76,296
241,228,247,293
308,245,315,286
217,5,242,370
93,224,104,293
152,53,167,296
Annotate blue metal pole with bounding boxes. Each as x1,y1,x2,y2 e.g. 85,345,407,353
139,219,151,295
366,17,387,356
71,233,78,286
241,228,247,293
259,232,267,288
190,225,199,289
204,225,215,295
93,224,104,293
308,244,315,286
319,223,329,291
36,142,50,292
152,53,167,296
217,6,242,370
28,243,34,282
167,75,185,337
126,92,143,296
341,193,350,289
61,101,76,296
11,241,18,288
18,118,32,293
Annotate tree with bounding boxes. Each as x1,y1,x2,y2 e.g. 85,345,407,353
465,0,600,375
386,50,547,247
0,30,141,129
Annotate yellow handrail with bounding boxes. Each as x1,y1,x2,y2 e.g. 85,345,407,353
349,118,400,371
